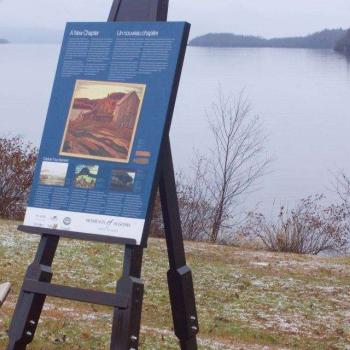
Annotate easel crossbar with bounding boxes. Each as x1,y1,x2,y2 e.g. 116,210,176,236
22,280,129,308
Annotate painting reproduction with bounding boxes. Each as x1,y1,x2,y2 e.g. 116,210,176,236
39,161,69,186
74,164,99,189
110,169,136,192
60,80,146,163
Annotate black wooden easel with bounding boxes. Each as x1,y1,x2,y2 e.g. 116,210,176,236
6,1,199,349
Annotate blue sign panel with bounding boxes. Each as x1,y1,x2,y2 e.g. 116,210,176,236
24,21,190,245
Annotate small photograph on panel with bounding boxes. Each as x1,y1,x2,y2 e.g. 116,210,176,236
74,164,99,189
39,161,69,186
110,169,136,192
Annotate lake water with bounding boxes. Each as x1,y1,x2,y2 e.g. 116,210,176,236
1,44,350,214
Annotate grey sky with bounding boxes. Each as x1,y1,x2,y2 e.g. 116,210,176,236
0,0,349,38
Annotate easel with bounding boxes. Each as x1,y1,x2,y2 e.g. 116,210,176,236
6,1,199,349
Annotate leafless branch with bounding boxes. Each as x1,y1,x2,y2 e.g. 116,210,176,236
205,89,271,242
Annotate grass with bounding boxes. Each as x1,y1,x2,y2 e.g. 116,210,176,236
1,219,350,349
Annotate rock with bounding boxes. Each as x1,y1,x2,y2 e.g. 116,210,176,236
0,282,11,306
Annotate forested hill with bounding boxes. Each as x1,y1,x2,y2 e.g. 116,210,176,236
335,29,350,55
0,38,9,44
189,29,345,49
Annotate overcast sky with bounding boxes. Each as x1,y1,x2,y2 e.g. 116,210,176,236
0,0,349,38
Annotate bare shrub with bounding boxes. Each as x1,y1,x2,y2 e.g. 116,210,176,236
245,195,349,255
176,159,213,240
149,90,271,243
150,160,213,241
205,90,270,242
0,136,37,220
334,170,350,212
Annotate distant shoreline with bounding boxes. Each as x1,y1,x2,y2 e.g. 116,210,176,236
0,39,9,44
189,29,345,49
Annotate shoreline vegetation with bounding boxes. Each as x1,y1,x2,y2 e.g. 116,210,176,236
334,29,350,56
0,39,9,44
189,28,346,50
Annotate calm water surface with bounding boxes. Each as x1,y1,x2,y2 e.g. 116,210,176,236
1,44,350,213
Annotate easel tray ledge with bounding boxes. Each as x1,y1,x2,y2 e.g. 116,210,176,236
18,225,137,246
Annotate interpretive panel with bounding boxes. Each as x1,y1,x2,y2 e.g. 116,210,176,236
24,21,190,245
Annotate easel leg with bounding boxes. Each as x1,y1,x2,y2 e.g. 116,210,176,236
159,137,199,350
6,234,59,350
110,245,144,350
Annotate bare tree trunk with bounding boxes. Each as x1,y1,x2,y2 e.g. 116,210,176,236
210,191,225,242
